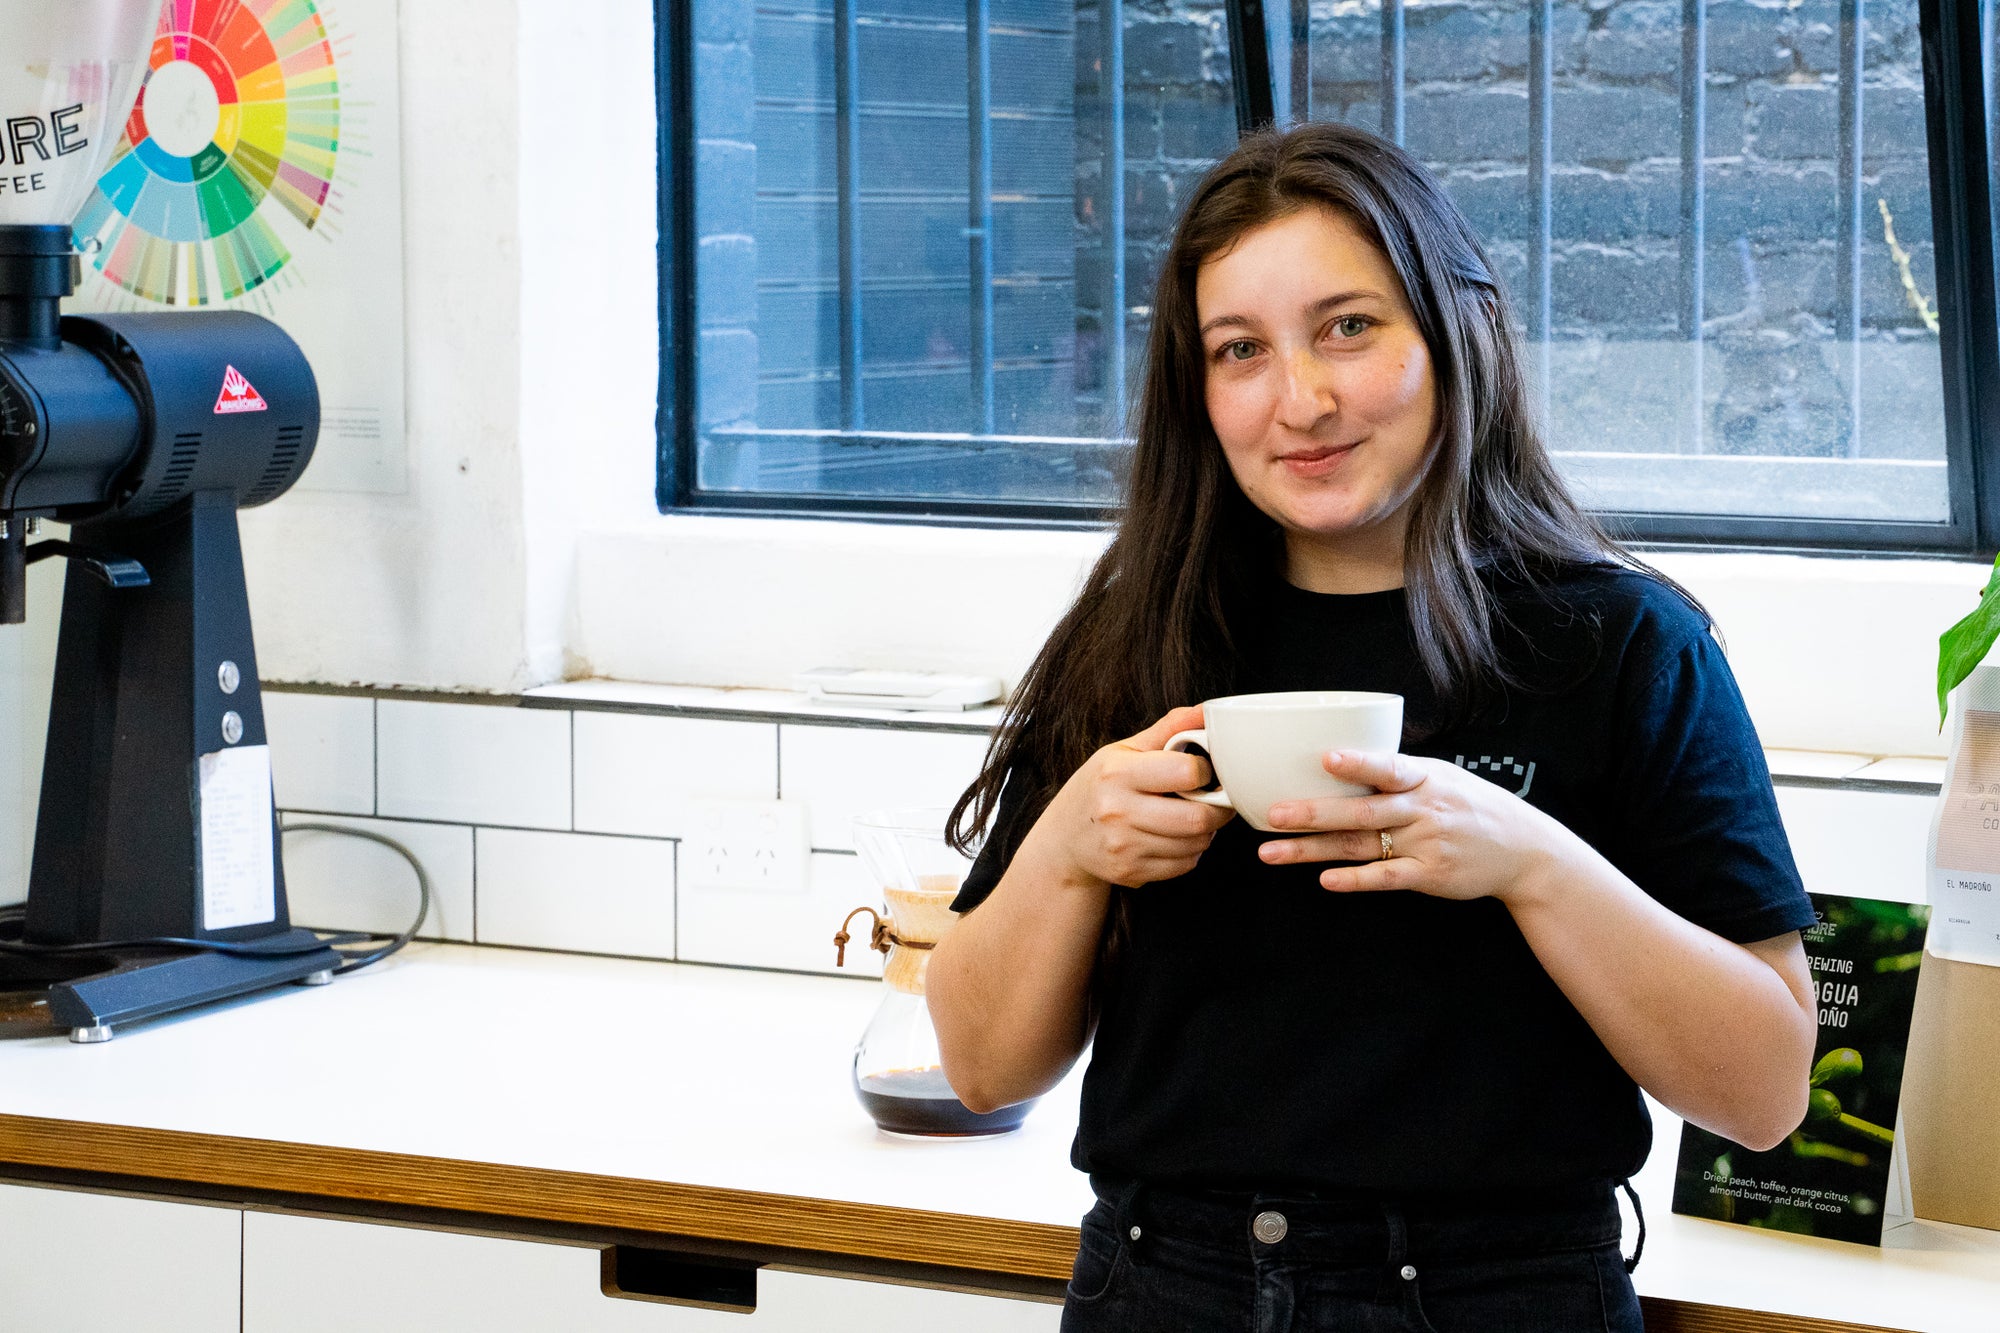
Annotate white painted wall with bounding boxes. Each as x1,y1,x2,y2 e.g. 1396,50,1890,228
235,0,530,692
515,0,664,682
229,0,663,694
570,517,1107,689
1650,552,1982,759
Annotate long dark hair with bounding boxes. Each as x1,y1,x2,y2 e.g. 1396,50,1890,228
948,121,1661,858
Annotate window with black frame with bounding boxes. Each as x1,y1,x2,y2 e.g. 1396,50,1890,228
663,0,2000,550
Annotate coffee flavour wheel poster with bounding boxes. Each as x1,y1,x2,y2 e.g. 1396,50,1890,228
67,0,407,495
1672,893,1929,1246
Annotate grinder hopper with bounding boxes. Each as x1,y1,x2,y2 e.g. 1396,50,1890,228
0,0,157,229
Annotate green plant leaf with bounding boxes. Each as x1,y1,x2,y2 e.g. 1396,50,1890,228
1938,554,2000,727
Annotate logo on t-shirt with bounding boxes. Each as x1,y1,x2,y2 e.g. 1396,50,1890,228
1454,754,1537,797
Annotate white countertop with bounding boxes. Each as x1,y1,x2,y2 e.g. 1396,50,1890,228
1,944,1995,1331
0,945,1091,1228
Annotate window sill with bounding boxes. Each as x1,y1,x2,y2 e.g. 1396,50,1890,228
1766,749,1944,796
569,515,1987,760
521,679,1002,735
513,679,1949,797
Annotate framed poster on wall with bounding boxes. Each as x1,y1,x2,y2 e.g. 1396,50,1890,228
66,0,406,496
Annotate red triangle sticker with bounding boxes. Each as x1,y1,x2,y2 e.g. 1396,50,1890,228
215,364,269,415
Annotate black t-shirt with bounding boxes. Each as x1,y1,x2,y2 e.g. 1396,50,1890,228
953,563,1816,1196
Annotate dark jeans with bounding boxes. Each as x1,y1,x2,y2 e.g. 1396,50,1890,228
1062,1178,1644,1333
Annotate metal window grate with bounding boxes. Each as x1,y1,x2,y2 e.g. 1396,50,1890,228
1529,0,1554,426
834,0,866,432
1837,0,1866,462
967,0,997,435
1102,0,1127,433
1679,0,1705,456
1380,0,1404,144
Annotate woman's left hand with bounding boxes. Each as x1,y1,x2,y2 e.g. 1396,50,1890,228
1257,751,1573,904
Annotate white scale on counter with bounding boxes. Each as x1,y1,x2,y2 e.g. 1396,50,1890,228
795,667,1004,712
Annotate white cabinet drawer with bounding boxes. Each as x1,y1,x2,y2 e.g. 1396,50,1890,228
0,1183,241,1333
244,1211,1060,1332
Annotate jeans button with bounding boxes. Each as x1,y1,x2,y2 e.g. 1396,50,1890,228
1251,1210,1288,1244
1400,1264,1418,1281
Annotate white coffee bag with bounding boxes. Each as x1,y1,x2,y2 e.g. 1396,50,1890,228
1927,664,2000,966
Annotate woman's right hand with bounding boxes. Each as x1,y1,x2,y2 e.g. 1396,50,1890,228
1029,705,1237,889
930,705,1229,1112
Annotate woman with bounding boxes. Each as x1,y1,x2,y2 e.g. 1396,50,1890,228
926,122,1818,1332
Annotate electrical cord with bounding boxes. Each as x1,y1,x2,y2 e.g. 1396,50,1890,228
0,821,431,976
0,926,372,956
283,821,431,974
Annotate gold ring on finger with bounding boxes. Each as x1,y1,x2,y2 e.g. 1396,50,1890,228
1378,829,1394,862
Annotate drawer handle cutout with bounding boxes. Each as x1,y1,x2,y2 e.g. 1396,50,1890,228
601,1246,759,1313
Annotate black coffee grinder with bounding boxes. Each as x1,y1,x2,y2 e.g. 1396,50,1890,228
0,1,341,1040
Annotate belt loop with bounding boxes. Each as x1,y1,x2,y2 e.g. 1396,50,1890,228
1375,1202,1410,1301
1383,1202,1408,1265
1114,1180,1149,1262
1619,1180,1646,1274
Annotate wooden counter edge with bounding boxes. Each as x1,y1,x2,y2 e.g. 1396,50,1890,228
0,1113,1908,1333
0,1113,1073,1276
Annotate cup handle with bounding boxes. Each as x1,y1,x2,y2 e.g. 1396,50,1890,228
1162,729,1234,811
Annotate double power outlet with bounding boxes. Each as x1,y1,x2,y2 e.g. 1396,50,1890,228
680,798,810,894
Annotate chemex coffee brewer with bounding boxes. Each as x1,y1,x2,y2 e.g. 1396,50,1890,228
833,809,1038,1137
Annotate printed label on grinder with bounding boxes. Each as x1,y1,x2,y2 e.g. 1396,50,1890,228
198,744,276,931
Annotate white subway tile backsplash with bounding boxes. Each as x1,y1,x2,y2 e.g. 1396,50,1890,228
377,700,571,830
572,712,777,838
678,849,883,978
273,689,1963,978
678,798,810,894
279,815,473,942
265,692,376,816
780,725,991,851
475,828,675,959
1775,786,1934,905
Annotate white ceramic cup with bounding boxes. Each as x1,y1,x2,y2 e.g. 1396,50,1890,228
1162,691,1404,832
